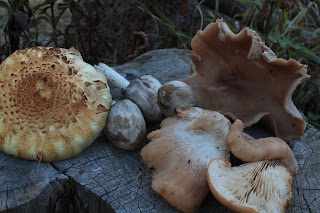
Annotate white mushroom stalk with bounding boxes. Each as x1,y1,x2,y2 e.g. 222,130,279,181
95,63,129,91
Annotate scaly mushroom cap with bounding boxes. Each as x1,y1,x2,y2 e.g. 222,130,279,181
141,107,231,213
182,19,309,140
0,46,112,162
207,159,294,213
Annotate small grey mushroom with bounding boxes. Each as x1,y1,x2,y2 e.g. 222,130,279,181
95,63,163,123
158,80,198,117
125,75,163,123
105,99,146,151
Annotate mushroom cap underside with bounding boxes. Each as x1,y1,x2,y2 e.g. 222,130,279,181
207,158,294,213
141,107,231,212
0,46,112,162
182,19,309,139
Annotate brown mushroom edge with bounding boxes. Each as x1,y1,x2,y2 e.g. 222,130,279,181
182,19,309,140
227,119,298,174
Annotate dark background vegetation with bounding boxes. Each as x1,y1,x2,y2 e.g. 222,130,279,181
0,0,319,127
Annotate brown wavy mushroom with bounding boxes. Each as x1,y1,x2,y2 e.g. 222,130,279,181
227,119,298,174
0,47,112,162
182,19,309,140
141,107,231,213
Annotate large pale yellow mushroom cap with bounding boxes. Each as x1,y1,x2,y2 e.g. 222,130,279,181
182,19,309,140
0,46,112,162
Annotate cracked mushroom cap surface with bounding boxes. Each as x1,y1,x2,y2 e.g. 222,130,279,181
182,19,309,140
207,158,294,213
141,107,231,213
0,46,112,162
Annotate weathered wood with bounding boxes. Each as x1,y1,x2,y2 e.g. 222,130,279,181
54,135,181,213
288,125,320,212
50,123,320,213
0,152,72,213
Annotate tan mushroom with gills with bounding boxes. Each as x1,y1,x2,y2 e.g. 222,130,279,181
141,107,231,213
181,19,309,139
0,46,112,162
227,119,298,174
207,158,294,213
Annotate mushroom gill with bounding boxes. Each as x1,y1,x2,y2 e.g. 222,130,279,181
207,159,294,213
182,19,309,140
141,107,231,213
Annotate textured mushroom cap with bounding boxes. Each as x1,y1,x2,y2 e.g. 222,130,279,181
0,46,112,162
207,159,294,213
125,75,163,123
158,80,198,117
182,19,309,140
105,99,146,151
141,107,231,213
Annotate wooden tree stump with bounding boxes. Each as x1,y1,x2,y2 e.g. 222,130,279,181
0,152,72,213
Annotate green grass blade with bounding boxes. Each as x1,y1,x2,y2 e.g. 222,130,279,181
152,5,175,29
235,0,262,8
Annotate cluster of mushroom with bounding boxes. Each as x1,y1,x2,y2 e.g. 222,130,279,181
94,63,164,151
0,18,308,213
96,19,307,213
94,62,201,151
141,107,297,213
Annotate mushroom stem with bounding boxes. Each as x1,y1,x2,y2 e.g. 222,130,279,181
227,119,298,174
95,63,129,91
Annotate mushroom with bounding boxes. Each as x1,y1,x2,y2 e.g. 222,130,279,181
158,80,198,117
141,107,231,213
207,158,294,213
0,46,112,162
181,19,309,139
227,119,298,174
95,63,163,123
105,99,146,151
